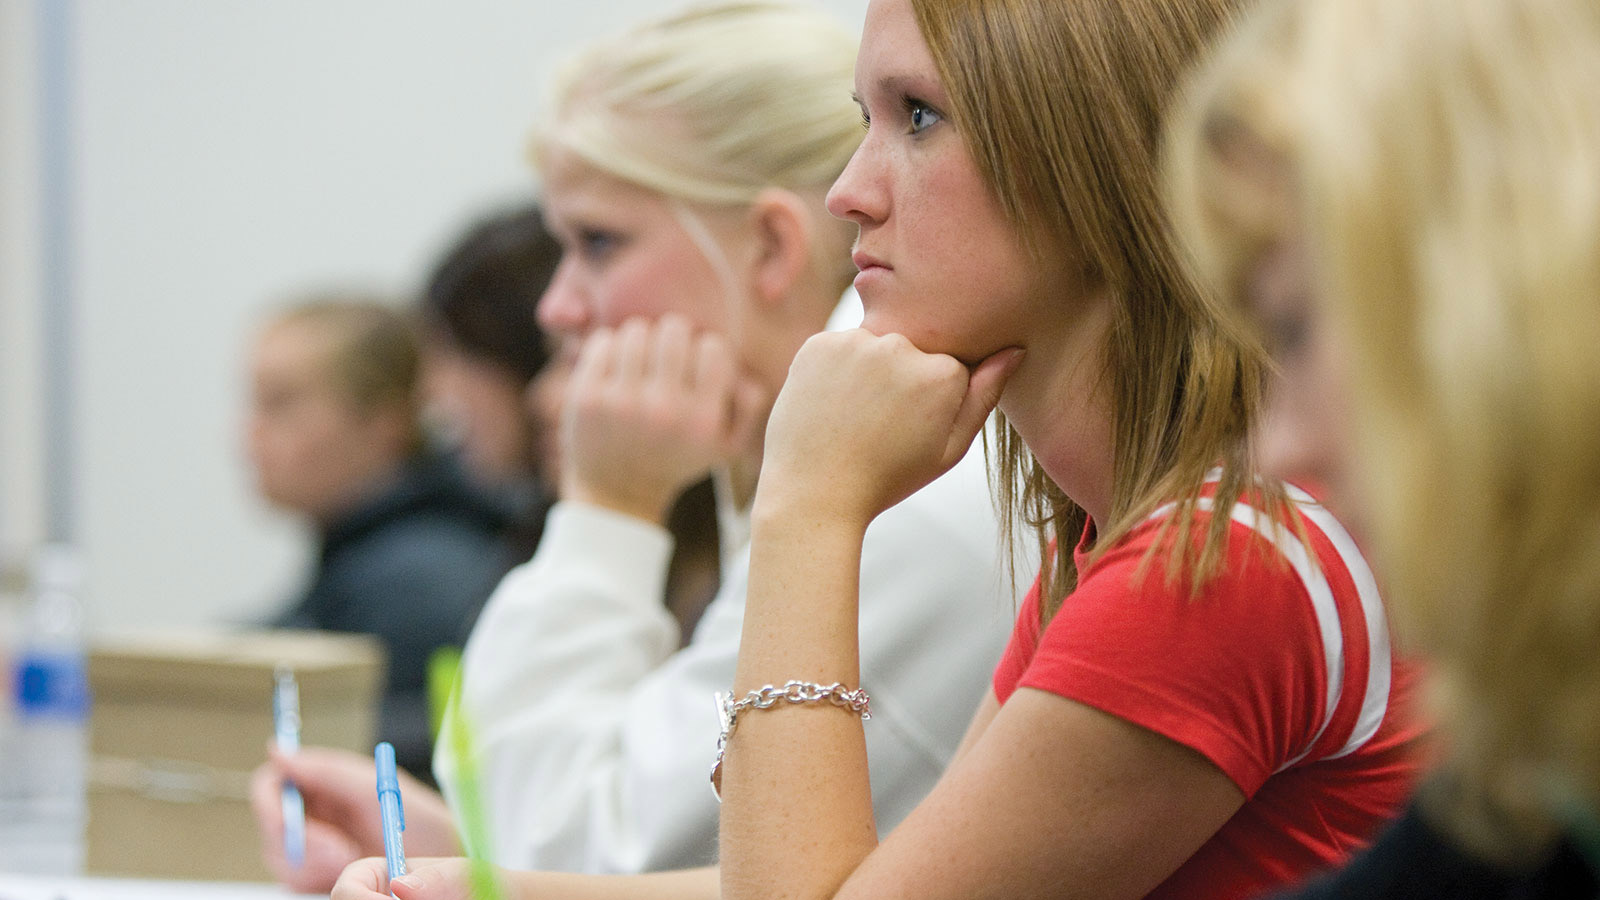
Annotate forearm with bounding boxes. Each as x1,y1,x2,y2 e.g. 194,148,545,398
720,500,878,900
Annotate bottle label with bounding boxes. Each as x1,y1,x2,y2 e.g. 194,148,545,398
15,652,89,719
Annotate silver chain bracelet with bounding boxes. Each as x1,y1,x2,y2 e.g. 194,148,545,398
708,680,871,800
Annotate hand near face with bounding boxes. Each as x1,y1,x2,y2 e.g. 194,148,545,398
757,329,1023,527
249,745,461,894
559,314,768,523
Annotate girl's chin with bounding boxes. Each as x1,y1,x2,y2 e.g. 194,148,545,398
857,309,922,344
857,316,972,362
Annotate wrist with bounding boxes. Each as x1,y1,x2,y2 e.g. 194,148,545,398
561,479,672,525
750,474,876,537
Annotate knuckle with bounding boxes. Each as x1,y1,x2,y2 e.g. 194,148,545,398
696,329,728,353
641,404,679,434
803,331,841,356
933,354,966,381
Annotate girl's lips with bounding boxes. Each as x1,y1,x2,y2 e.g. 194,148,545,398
851,250,891,272
853,265,891,293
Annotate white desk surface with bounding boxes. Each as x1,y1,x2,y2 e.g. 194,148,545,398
0,874,323,900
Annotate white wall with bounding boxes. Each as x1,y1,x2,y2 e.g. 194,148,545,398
1,0,865,631
1,1,46,573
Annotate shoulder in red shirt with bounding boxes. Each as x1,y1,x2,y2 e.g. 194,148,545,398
992,485,1429,899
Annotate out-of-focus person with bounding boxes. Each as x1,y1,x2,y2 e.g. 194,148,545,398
421,202,720,637
418,204,558,559
250,296,516,782
1165,0,1600,893
250,203,728,891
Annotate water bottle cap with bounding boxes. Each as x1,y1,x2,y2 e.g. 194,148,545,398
32,544,85,594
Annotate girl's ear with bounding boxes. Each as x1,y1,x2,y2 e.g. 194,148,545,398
747,187,814,307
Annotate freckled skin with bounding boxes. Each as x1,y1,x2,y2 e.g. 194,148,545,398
535,151,736,351
826,0,1065,365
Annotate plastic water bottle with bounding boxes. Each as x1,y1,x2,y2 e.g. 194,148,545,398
0,544,90,874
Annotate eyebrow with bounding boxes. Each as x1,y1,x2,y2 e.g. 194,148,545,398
854,73,945,108
882,72,942,96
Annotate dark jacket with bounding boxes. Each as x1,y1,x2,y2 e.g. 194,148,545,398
1272,799,1598,900
274,449,548,782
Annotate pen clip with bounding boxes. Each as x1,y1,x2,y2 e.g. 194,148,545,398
274,665,301,752
376,741,406,831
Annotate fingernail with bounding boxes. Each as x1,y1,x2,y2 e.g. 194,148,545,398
392,874,420,890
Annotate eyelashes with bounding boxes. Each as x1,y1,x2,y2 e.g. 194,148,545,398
550,223,624,265
852,93,945,135
576,228,621,262
905,97,942,133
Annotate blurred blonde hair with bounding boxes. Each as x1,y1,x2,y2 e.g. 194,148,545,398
264,294,424,454
911,0,1273,617
533,1,861,292
1167,0,1600,853
269,295,421,415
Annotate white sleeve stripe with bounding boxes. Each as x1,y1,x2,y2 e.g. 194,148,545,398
1148,487,1389,771
1284,484,1393,760
1185,499,1345,772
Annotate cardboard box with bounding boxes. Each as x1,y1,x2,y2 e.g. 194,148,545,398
85,628,384,881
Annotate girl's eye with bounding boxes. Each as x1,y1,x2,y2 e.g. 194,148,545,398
577,229,621,261
907,100,942,134
1262,307,1312,363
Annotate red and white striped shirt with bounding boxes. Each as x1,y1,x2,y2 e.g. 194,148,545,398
993,481,1429,899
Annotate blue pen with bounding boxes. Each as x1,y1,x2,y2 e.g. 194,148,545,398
375,741,408,895
273,665,306,869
